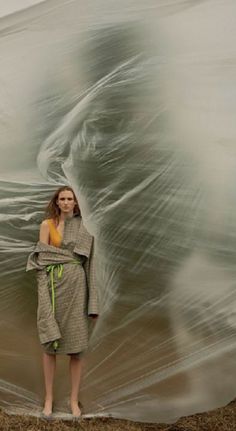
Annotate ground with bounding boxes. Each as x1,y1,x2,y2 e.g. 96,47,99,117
0,400,235,431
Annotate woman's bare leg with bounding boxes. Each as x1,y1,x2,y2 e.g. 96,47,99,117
69,354,83,416
42,352,56,415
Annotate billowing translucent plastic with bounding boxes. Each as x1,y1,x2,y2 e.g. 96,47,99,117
1,0,236,423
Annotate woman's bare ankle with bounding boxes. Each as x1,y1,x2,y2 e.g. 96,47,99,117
70,398,81,417
43,397,53,415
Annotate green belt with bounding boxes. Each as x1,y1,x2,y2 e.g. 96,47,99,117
46,260,80,351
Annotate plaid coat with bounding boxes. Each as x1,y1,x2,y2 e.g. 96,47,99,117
26,216,99,354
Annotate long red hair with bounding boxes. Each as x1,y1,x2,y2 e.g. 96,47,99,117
45,186,80,221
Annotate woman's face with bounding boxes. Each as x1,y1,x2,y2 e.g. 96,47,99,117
56,190,76,215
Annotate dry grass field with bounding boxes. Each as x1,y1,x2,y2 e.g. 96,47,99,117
0,400,235,431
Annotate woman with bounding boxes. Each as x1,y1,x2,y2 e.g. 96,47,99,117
27,186,98,418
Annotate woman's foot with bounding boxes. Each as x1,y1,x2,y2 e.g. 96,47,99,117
42,398,53,417
70,399,81,417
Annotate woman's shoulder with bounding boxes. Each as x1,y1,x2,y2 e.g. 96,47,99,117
40,219,50,231
80,218,93,240
42,218,57,224
71,215,91,234
40,218,55,229
41,218,51,226
72,214,81,223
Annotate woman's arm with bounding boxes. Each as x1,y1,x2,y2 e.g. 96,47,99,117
39,220,50,244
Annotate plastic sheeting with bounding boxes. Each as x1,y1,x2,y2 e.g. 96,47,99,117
1,0,236,423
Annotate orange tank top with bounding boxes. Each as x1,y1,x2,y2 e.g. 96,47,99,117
47,219,62,247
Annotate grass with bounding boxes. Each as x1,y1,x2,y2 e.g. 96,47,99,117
0,400,235,431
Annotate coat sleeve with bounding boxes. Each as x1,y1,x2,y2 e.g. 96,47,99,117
36,269,61,344
84,239,99,316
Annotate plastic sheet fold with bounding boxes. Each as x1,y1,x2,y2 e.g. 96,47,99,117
1,0,236,423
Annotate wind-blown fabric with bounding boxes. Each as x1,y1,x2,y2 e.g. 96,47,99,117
26,216,99,354
1,0,236,423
